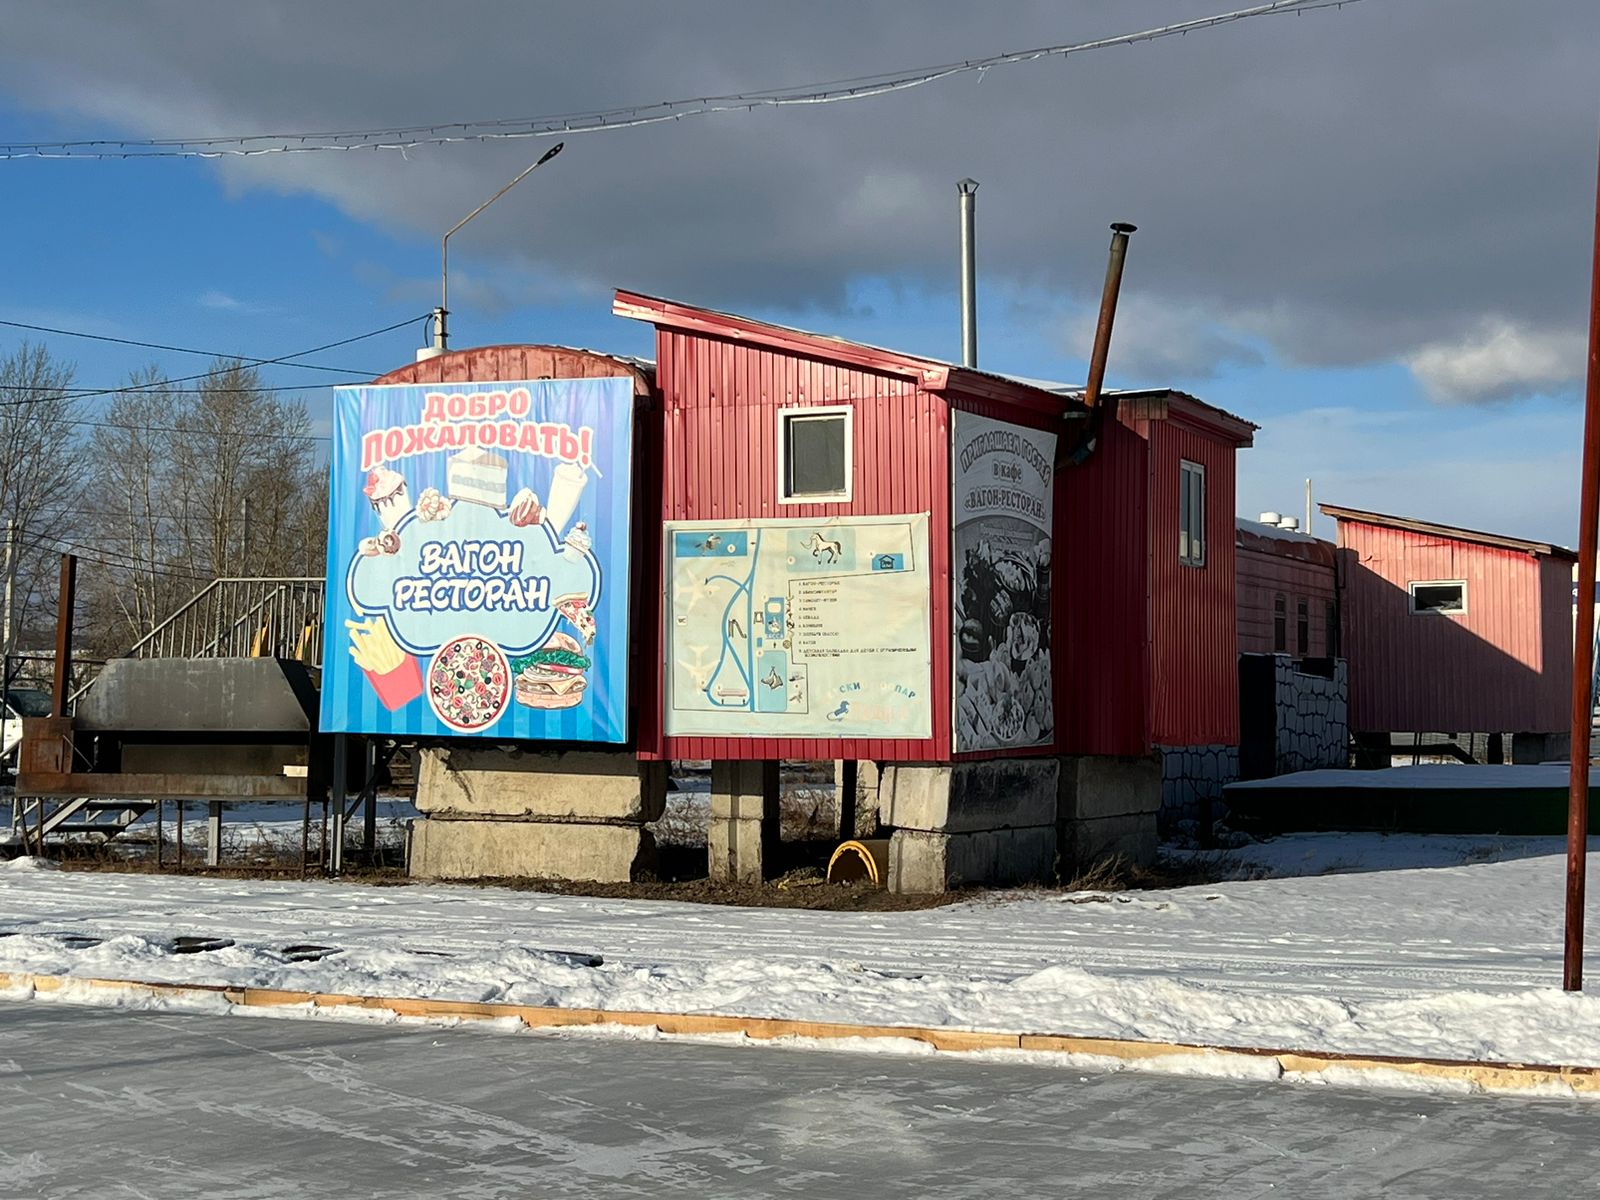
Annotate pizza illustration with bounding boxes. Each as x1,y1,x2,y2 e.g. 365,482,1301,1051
426,635,511,732
554,591,597,644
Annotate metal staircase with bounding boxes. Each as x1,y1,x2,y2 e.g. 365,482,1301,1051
12,576,325,852
11,796,155,850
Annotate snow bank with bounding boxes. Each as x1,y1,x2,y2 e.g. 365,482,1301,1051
1,833,1598,1071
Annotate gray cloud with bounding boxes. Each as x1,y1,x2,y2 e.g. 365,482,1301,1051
3,0,1597,393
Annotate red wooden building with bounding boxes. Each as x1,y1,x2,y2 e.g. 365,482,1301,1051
1236,517,1338,659
1321,504,1574,754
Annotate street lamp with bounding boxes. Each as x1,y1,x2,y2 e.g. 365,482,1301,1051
424,141,565,359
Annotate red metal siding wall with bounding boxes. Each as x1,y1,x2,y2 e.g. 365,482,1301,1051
1237,546,1338,657
1057,416,1151,757
1147,420,1240,746
644,329,950,763
1337,521,1568,733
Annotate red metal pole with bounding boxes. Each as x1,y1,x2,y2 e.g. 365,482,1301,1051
1564,134,1600,992
50,553,76,718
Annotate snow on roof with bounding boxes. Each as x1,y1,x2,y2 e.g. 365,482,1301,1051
1235,517,1322,546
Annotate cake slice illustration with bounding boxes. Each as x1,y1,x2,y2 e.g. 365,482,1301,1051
447,448,509,507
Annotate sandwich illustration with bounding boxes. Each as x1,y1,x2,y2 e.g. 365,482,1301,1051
512,632,591,709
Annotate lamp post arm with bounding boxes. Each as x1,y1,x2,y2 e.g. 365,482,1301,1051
437,140,564,348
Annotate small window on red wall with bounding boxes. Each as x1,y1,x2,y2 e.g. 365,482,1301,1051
1178,459,1206,567
778,406,853,503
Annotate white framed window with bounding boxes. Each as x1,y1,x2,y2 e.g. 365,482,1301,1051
1409,580,1467,615
777,405,853,503
1178,459,1206,567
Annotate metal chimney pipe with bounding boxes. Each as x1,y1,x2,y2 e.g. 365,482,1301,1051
1082,222,1137,411
958,179,979,367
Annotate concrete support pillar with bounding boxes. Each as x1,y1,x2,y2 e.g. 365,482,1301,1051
708,759,780,883
1057,754,1161,875
1513,731,1569,765
834,759,880,840
880,760,1058,894
1352,732,1391,770
206,801,223,867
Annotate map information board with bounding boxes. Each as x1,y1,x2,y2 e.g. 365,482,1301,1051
664,514,931,739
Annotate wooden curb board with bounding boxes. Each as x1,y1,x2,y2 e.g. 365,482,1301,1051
4,969,1597,1096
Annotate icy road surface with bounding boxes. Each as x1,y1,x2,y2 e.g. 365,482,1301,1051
2,834,1599,1067
0,1001,1592,1199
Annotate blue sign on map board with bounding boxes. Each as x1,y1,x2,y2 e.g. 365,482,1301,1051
320,378,633,741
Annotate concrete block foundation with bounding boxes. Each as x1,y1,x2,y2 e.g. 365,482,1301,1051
410,819,656,883
888,826,1057,894
1058,754,1162,873
879,760,1057,833
408,747,665,883
878,759,1059,893
414,747,667,821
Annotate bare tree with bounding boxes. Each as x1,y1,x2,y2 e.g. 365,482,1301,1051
83,367,186,646
0,342,85,654
166,359,323,581
82,359,327,652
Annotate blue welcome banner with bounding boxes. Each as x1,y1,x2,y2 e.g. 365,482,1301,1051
320,377,634,741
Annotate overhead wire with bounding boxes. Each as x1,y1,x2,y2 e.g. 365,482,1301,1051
0,0,1367,160
0,313,422,407
0,319,376,375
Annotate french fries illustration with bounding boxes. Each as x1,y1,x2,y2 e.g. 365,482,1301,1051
346,616,423,710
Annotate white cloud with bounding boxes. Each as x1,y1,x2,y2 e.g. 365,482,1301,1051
1062,291,1263,383
1406,319,1585,404
198,289,243,311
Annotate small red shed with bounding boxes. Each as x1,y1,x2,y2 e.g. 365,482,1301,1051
615,290,1257,851
613,290,1077,767
1321,504,1574,751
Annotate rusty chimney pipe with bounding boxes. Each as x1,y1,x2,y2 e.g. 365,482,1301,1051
1082,222,1137,412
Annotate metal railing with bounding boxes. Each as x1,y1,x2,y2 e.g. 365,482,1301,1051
123,577,327,667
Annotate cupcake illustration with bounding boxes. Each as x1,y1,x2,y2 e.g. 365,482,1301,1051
563,520,592,561
364,466,411,530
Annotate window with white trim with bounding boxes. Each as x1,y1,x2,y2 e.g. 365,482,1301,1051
778,406,853,503
1178,459,1206,567
1409,580,1467,614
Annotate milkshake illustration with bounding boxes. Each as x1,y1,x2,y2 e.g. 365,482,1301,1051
544,463,588,534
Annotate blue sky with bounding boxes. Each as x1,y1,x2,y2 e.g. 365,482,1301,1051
2,0,1595,546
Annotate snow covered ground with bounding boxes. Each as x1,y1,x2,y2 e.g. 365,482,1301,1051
2,832,1600,1070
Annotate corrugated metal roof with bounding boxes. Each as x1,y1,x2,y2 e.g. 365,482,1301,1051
614,290,1085,415
1319,504,1577,561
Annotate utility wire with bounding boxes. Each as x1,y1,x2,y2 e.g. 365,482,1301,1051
0,314,423,407
0,381,359,397
0,319,376,376
0,0,1366,160
66,416,329,442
